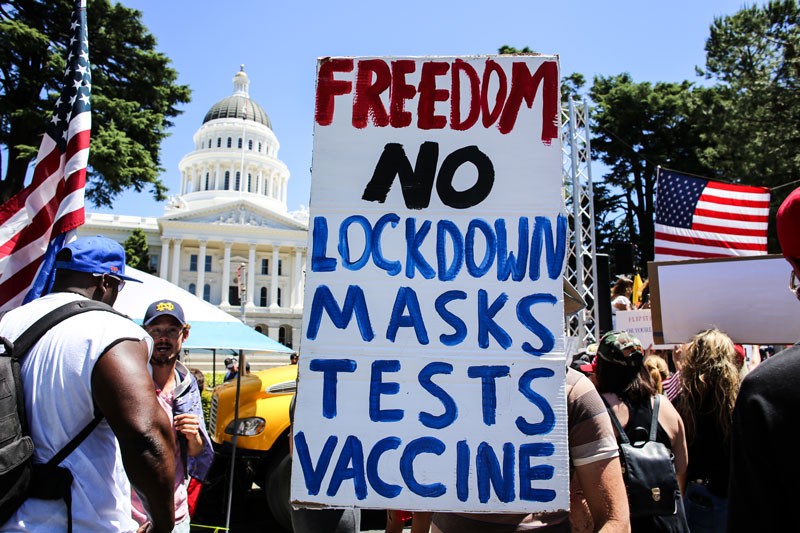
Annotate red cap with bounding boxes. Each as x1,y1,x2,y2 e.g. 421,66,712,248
579,356,597,374
777,187,800,270
733,344,746,364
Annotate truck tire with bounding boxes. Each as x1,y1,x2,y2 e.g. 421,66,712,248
266,453,293,531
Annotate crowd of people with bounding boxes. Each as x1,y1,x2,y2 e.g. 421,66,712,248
1,188,799,532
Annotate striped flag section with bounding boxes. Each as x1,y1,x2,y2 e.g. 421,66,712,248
654,169,770,262
0,0,90,311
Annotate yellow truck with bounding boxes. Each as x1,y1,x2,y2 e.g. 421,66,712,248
208,364,297,530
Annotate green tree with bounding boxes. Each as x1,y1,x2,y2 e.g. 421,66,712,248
589,74,714,270
0,0,191,206
123,227,152,273
699,0,800,250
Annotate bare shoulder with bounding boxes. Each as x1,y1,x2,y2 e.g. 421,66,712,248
655,395,684,434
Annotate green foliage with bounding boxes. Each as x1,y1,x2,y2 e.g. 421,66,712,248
199,389,211,429
700,0,800,250
123,228,152,272
0,0,190,206
498,45,535,54
589,74,715,269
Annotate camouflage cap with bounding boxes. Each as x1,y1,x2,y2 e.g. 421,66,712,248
596,330,644,367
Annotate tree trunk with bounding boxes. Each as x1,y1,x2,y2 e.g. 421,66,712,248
0,146,32,204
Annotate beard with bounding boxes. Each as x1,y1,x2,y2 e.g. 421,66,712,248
151,342,178,367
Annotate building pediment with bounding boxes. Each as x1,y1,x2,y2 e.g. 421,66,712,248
160,199,307,232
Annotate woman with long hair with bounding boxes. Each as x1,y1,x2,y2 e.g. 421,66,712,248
595,330,688,532
644,355,669,394
677,329,741,532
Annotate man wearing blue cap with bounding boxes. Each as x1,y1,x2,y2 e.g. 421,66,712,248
0,236,176,532
134,299,213,532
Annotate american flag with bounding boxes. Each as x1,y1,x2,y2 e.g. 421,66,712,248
654,169,770,262
0,0,91,311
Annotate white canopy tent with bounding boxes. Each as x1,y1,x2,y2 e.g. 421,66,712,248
114,267,293,354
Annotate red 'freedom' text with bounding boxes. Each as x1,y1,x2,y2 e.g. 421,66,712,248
315,58,559,145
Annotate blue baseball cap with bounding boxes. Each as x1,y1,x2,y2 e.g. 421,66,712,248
54,235,141,283
144,299,186,326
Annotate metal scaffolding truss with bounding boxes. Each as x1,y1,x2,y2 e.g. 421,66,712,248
562,99,599,345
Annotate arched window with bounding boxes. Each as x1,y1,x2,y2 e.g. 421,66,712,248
248,139,253,150
238,138,243,149
224,171,230,189
217,137,221,148
205,173,210,190
258,142,262,153
247,173,252,192
278,326,287,345
277,287,282,307
235,171,241,191
203,284,211,302
260,287,268,307
189,283,196,294
227,137,232,148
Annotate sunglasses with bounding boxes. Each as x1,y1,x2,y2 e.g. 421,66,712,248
93,273,125,292
145,326,185,339
790,270,800,301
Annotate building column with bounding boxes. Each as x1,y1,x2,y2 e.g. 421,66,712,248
246,243,256,308
170,239,182,284
196,240,207,299
180,171,186,195
270,246,280,309
292,248,304,309
281,177,287,204
214,162,221,190
221,241,232,306
292,326,301,351
268,173,274,199
159,238,170,280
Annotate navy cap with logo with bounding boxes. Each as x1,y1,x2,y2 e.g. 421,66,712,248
54,235,141,283
144,299,186,326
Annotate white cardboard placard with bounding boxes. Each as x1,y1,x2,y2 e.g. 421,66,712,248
650,255,800,344
614,310,674,350
292,55,568,514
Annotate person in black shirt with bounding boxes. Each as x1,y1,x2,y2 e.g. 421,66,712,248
728,186,800,531
677,329,740,532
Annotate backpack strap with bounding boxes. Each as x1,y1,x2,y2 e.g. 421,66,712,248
649,394,661,442
12,299,126,363
9,298,130,533
600,395,631,445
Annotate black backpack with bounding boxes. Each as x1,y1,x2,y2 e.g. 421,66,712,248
0,299,126,530
603,394,681,517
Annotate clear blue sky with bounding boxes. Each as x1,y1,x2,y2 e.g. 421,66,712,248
93,0,760,218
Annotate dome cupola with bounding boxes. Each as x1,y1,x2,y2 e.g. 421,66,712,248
203,65,272,128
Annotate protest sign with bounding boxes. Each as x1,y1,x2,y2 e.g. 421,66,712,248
649,255,800,344
615,309,674,349
291,55,568,514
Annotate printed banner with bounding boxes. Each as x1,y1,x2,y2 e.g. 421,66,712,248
292,55,568,514
615,309,674,350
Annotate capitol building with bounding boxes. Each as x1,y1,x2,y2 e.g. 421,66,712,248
79,67,308,349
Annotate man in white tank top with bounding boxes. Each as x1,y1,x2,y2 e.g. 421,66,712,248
0,236,176,532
